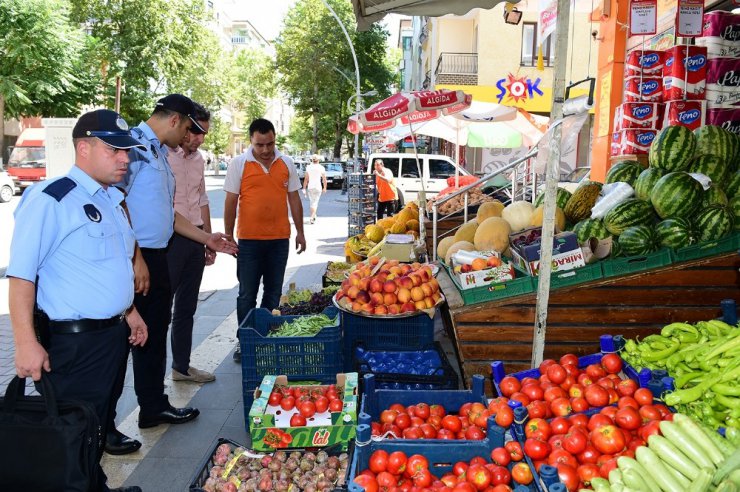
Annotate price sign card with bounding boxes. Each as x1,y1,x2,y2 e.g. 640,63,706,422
630,0,657,36
675,0,704,37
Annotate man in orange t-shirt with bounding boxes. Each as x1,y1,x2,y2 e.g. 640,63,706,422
374,159,398,220
223,119,306,360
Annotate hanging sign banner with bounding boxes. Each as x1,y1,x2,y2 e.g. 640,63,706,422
675,0,704,37
629,0,658,36
538,0,558,45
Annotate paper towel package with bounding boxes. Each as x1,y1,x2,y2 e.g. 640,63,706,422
619,129,657,155
610,132,622,157
663,100,706,130
707,107,740,134
624,76,664,102
625,50,665,76
663,46,708,101
615,102,662,130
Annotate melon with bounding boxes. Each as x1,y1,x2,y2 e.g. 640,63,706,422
564,183,602,222
474,217,512,253
501,201,535,232
730,196,740,231
364,224,385,243
454,221,479,243
476,200,505,224
702,186,728,208
436,236,457,261
694,125,735,162
444,240,476,265
529,205,566,231
687,154,729,187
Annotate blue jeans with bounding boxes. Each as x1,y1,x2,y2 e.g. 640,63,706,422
236,238,290,326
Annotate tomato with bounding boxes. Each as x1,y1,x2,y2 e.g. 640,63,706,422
588,413,613,431
463,464,492,490
634,388,654,406
369,450,389,474
505,441,524,462
539,359,557,374
568,413,589,429
586,364,607,380
394,413,411,430
441,414,462,433
549,434,566,450
578,373,594,386
590,425,627,455
614,406,641,431
290,413,307,426
617,396,639,409
546,364,567,385
427,414,442,429
298,400,316,418
639,405,662,422
561,375,576,392
465,426,485,440
521,384,544,402
598,457,618,480
524,418,550,440
491,485,513,492
313,396,329,414
560,353,579,366
570,397,589,413
353,474,379,492
404,454,429,478
523,438,550,460
453,460,469,476
280,396,295,411
544,386,567,402
600,406,619,420
568,384,584,398
441,473,459,487
402,427,423,439
638,419,662,441
563,363,580,378
380,409,399,424
498,376,521,397
414,403,430,420
490,447,511,466
437,428,456,439
453,483,478,492
563,429,588,454
550,397,572,417
508,462,531,486
473,409,492,428
329,398,343,412
413,468,433,487
584,384,609,408
548,449,578,469
268,392,282,406
509,392,531,406
577,443,601,464
607,388,620,405
527,400,548,419
617,379,638,397
495,406,514,428
488,465,510,487
458,402,473,418
387,451,407,475
628,437,646,452
420,423,437,439
556,464,579,492
374,471,395,488
600,353,623,374
577,463,601,485
550,417,570,435
430,404,446,417
597,377,615,389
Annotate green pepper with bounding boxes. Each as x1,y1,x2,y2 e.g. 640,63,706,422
675,371,704,389
642,339,681,362
677,332,700,343
661,322,698,338
716,394,740,410
664,372,718,406
705,333,740,360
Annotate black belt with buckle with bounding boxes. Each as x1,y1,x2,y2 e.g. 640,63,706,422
48,314,126,334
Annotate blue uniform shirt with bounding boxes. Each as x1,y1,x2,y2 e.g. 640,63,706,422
7,166,135,320
122,122,175,248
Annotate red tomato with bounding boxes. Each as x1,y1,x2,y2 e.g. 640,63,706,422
563,429,588,454
549,434,566,450
298,400,316,418
427,414,442,429
498,376,521,397
634,388,654,406
369,450,389,474
505,441,524,462
375,471,396,488
441,473,459,487
495,406,514,428
380,409,399,424
628,437,646,452
394,413,411,430
402,427,422,439
490,447,511,466
453,461,469,476
588,414,614,431
415,403,431,420
539,359,557,374
473,409,492,429
556,464,579,492
653,404,672,419
521,384,544,402
568,413,589,429
546,364,567,385
405,454,429,478
509,392,531,406
590,425,627,455
570,397,589,413
598,458,618,480
290,413,307,426
600,406,619,420
586,364,607,380
525,418,552,440
578,373,594,386
638,419,662,441
465,426,485,440
521,377,539,387
577,443,601,464
388,403,405,413
268,392,282,406
442,414,462,433
458,402,473,418
544,386,567,402
420,423,437,439
617,379,638,397
597,377,616,389
563,364,580,378
387,451,407,475
329,399,343,412
560,353,579,366
353,474,379,492
577,463,601,486
413,469,433,487
561,376,575,392
615,407,641,431
523,438,550,460
600,353,623,374
607,388,620,405
550,397,572,417
436,428,456,440
527,400,548,419
550,417,570,435
313,396,329,413
430,404,446,418
280,396,296,411
639,405,662,422
584,384,609,408
464,464,493,490
617,396,639,409
511,462,533,485
548,449,578,469
568,384,584,398
453,483,478,492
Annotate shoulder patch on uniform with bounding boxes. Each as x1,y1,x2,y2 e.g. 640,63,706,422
42,177,77,202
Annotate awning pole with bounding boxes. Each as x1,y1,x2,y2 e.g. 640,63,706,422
531,0,571,368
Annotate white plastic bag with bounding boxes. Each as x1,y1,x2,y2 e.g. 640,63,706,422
590,182,635,219
689,173,712,191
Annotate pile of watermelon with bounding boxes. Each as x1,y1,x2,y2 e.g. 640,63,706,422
573,124,739,256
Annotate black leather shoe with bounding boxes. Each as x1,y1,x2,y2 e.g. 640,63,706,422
109,487,142,492
105,428,142,455
138,405,200,428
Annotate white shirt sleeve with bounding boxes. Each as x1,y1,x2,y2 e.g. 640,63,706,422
223,155,246,194
283,156,301,192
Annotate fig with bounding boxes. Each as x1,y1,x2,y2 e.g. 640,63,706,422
216,443,232,455
258,476,272,491
274,450,288,462
324,468,337,482
316,450,328,463
209,466,223,478
300,458,312,471
326,456,340,470
260,455,272,468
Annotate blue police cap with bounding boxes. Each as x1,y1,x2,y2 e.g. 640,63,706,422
155,93,205,133
73,109,146,150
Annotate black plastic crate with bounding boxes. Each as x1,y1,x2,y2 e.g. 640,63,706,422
354,342,459,391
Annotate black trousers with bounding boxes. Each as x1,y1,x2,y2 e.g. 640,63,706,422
42,321,127,492
236,239,290,326
167,233,206,374
377,200,397,220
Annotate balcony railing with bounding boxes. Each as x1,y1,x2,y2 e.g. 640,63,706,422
231,36,250,44
435,52,478,76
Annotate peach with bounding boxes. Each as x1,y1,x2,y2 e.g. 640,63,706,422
424,297,435,309
401,301,416,313
370,292,384,306
349,272,362,287
429,278,440,293
359,277,371,291
397,288,412,304
410,286,425,302
432,292,442,303
361,303,374,314
387,260,400,267
347,286,360,300
374,305,388,315
420,283,433,297
351,301,363,312
388,304,401,315
356,290,371,304
383,280,397,293
400,264,412,275
487,256,502,267
398,276,414,289
383,292,398,305
409,274,422,287
369,278,384,293
376,272,388,283
415,300,427,310
369,256,380,266
411,262,422,270
389,266,403,275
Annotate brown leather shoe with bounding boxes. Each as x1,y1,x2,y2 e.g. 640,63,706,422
172,366,215,383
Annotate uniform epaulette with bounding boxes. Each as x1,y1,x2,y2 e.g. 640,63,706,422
42,177,77,202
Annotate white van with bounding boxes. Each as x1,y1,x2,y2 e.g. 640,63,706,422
367,153,470,206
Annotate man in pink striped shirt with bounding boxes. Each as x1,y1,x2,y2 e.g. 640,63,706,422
166,102,216,383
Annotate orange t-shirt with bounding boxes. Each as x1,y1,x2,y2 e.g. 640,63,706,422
236,159,291,240
376,168,397,202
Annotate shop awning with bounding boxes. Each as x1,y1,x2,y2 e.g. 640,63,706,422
351,0,513,30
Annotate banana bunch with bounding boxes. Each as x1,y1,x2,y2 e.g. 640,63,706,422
344,234,376,262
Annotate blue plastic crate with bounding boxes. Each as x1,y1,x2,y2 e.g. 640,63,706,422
491,335,651,399
341,311,435,371
238,307,342,382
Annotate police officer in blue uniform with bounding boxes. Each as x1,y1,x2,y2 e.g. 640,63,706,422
8,109,148,492
107,94,237,434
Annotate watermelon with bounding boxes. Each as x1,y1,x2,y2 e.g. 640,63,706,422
617,225,658,256
693,205,734,242
687,155,729,187
702,186,728,208
572,218,610,243
650,172,704,219
656,217,694,249
605,161,643,186
649,125,697,171
534,187,572,210
610,238,624,258
603,199,656,236
730,196,740,231
694,125,735,162
634,168,666,201
726,171,740,198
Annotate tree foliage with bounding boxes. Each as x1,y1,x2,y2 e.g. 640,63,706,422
231,48,277,124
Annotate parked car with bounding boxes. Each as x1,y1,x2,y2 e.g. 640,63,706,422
322,162,345,189
293,160,307,180
0,171,18,203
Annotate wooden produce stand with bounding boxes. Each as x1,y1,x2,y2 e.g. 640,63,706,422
438,251,740,396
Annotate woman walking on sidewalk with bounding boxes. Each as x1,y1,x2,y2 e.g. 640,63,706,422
303,155,327,224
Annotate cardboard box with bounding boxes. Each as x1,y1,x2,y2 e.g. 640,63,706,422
249,373,358,451
510,229,586,276
450,252,515,290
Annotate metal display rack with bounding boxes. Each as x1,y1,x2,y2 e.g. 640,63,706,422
347,173,376,237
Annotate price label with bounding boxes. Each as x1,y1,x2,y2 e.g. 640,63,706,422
630,0,657,36
675,0,704,37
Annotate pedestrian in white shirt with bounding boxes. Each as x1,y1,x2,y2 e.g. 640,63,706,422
303,155,327,224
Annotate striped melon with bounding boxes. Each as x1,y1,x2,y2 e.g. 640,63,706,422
687,154,729,187
605,161,643,186
693,205,734,242
730,196,740,231
726,171,740,198
649,125,697,172
702,186,728,208
603,199,656,236
650,172,704,219
564,183,602,222
610,238,624,258
617,225,658,256
694,125,735,162
656,217,694,249
634,168,666,201
534,187,572,210
572,218,610,243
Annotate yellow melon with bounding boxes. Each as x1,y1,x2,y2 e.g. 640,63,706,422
364,224,385,243
476,200,505,224
406,219,420,232
436,236,457,261
444,240,476,265
474,217,512,253
390,222,407,234
453,220,478,244
530,205,566,231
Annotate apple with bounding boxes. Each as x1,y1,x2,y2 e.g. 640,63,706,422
388,304,401,314
401,301,417,313
383,280,397,293
398,276,414,289
397,288,412,303
374,305,388,315
410,286,425,302
383,292,398,305
356,290,371,304
460,264,472,273
370,292,384,306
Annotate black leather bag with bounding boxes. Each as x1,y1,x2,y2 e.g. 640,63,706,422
0,375,102,492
